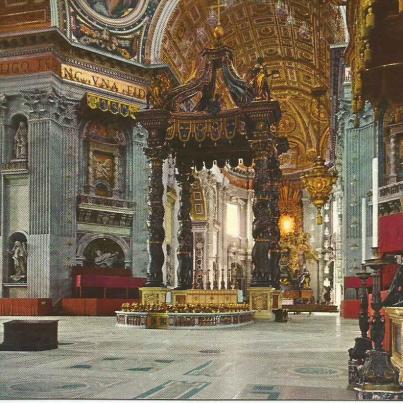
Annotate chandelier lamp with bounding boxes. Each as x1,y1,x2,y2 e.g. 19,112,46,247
301,157,337,226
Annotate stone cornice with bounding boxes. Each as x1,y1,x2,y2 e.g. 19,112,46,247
0,27,173,85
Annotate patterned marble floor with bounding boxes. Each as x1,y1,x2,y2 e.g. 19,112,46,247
0,313,358,400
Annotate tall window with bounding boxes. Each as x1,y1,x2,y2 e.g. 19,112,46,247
226,203,240,237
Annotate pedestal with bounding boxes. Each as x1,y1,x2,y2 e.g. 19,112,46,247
248,287,280,320
140,287,168,305
147,313,169,329
300,289,314,301
386,307,403,384
1,320,58,351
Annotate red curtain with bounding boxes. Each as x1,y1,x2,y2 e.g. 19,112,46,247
379,213,403,254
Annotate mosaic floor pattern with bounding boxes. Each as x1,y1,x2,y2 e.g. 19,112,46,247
0,313,358,400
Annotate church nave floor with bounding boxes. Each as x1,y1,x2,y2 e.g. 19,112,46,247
0,314,357,400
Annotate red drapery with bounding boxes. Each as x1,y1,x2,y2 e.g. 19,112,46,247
379,213,403,254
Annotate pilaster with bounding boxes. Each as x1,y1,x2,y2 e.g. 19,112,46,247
131,125,149,277
22,88,79,299
0,94,8,296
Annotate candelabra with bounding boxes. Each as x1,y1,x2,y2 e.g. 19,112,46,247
220,265,226,289
206,269,212,290
354,252,401,399
348,265,372,389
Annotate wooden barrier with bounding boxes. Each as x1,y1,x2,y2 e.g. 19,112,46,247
287,304,338,313
0,299,53,316
62,298,140,316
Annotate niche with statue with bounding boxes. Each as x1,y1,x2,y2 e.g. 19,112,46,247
83,238,125,269
9,114,28,162
7,232,28,283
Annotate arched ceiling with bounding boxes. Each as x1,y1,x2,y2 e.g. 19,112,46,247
147,0,346,174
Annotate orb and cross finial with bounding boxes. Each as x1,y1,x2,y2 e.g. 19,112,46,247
209,0,226,41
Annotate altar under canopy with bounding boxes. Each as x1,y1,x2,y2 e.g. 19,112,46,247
136,23,288,319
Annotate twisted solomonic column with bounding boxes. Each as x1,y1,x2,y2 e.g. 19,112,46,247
175,160,194,290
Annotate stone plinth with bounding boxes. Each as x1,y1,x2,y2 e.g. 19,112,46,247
1,320,58,351
140,287,168,305
386,307,403,384
300,289,314,301
248,287,281,320
172,289,238,306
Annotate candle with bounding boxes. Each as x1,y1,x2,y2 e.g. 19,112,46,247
362,197,366,263
372,157,379,248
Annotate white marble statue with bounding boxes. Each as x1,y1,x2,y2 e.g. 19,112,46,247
94,249,118,268
14,121,28,160
9,240,27,281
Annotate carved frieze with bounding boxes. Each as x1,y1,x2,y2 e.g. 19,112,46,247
77,207,133,228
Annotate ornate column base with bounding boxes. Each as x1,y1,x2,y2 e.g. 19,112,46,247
348,337,373,389
354,350,401,399
140,287,168,305
248,287,282,320
354,388,403,400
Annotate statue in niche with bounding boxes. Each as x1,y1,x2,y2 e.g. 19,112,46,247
14,121,28,160
94,249,118,268
297,266,311,290
9,241,27,282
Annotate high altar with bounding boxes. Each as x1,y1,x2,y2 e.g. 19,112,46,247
137,22,288,320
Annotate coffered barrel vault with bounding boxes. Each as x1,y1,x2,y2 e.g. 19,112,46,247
146,0,346,174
